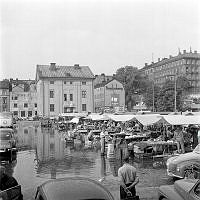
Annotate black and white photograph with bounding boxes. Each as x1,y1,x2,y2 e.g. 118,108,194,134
0,0,200,199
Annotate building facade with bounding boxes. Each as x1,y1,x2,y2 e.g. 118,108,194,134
0,80,10,112
36,63,95,117
10,79,37,118
94,77,125,112
140,50,200,95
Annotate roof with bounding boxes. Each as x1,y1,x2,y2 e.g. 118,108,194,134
36,64,95,79
94,74,113,86
40,177,114,200
94,78,122,89
141,51,200,71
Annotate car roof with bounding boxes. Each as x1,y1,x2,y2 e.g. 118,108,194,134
39,177,114,200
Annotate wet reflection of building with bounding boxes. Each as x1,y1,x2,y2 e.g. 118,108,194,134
37,128,65,162
16,121,40,149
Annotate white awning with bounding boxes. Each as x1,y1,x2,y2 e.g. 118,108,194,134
134,114,162,126
108,114,135,122
69,117,79,124
160,115,200,125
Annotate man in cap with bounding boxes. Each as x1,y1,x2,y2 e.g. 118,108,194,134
118,156,139,199
0,166,18,191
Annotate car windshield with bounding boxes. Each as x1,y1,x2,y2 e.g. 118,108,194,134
193,144,200,154
0,130,11,140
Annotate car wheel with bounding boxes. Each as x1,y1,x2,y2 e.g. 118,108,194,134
184,169,197,179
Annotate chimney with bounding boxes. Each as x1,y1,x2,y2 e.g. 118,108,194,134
194,50,197,54
50,63,56,70
101,73,105,77
74,64,81,70
145,63,148,66
183,50,186,54
169,55,172,58
158,58,160,62
151,62,154,64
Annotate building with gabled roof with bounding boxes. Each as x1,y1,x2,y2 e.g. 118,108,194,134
94,75,125,113
9,79,37,118
0,80,10,112
36,63,95,117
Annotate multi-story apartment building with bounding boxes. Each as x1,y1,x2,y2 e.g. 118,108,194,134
140,50,200,95
36,63,95,117
94,74,125,112
10,79,37,118
0,80,10,112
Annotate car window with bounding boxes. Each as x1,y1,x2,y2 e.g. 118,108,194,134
193,144,200,154
194,183,200,197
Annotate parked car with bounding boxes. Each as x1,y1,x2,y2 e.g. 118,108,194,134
0,128,17,162
158,179,200,200
166,144,200,179
35,177,114,200
0,185,23,200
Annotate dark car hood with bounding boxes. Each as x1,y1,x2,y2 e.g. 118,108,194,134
175,179,198,199
171,152,200,164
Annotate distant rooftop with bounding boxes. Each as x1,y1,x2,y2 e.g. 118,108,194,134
36,63,94,79
141,49,200,70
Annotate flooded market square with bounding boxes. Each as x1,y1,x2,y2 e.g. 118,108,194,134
1,121,174,200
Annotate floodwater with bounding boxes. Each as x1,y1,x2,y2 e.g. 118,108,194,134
1,121,173,199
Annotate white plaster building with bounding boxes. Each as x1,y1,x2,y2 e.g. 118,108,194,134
10,79,37,118
36,63,95,117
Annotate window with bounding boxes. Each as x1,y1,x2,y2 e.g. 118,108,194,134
50,81,54,84
35,103,37,108
28,111,32,117
21,111,25,117
50,104,54,112
82,81,86,85
35,111,37,116
14,103,17,108
64,81,66,84
2,97,7,104
24,103,28,108
82,104,86,111
50,90,54,98
70,94,73,101
64,94,67,101
14,96,18,100
82,90,86,98
13,111,18,116
24,129,28,134
2,89,7,95
70,81,73,85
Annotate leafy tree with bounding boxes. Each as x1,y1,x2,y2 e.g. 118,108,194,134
115,66,150,111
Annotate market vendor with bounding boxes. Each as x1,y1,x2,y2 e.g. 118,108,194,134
173,125,185,154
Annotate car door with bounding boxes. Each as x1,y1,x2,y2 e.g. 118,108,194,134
189,181,200,200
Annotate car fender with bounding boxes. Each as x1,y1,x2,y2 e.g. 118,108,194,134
179,162,200,175
159,185,184,200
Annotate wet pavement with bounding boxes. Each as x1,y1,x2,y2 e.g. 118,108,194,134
1,121,174,200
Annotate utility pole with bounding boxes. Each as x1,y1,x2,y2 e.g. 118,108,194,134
174,74,177,112
152,81,155,112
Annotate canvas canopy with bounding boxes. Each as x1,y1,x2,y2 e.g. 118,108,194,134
69,117,79,124
87,114,110,121
133,114,162,126
160,115,200,125
108,114,135,122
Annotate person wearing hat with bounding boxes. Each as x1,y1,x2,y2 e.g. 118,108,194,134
118,156,139,199
0,166,19,191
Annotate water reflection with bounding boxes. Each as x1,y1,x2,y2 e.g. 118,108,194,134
3,121,170,200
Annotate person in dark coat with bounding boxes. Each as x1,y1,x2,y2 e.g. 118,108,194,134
0,166,18,191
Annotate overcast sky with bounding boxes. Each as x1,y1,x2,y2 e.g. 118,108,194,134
0,0,200,80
